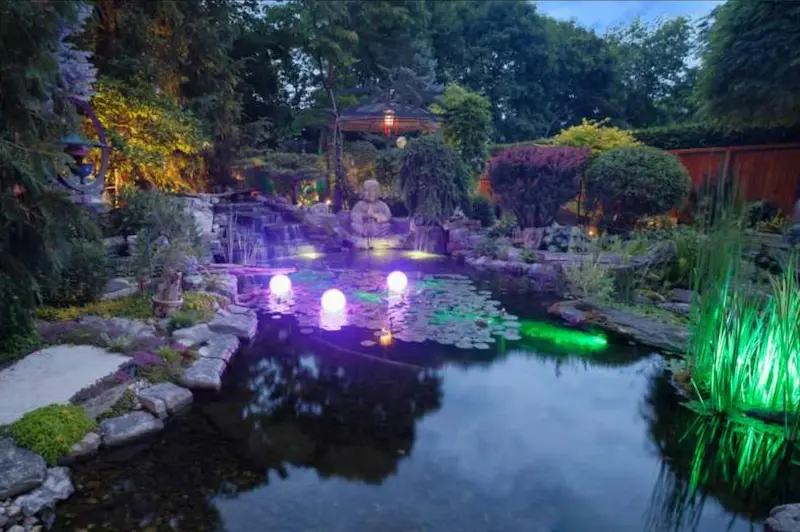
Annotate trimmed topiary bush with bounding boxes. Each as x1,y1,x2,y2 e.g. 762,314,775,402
551,118,640,157
10,404,96,465
488,146,590,228
399,136,470,225
587,146,690,230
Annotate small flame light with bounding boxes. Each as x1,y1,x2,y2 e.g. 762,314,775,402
321,288,346,313
387,271,408,293
269,274,292,297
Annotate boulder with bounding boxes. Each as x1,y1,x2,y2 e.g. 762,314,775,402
182,274,205,292
207,273,238,301
658,302,691,316
209,309,257,340
670,288,694,304
101,278,138,300
181,357,227,391
13,467,73,517
137,383,193,418
0,440,46,500
172,324,214,348
767,504,800,532
61,432,101,463
547,301,588,327
79,382,130,420
99,411,164,447
198,334,239,363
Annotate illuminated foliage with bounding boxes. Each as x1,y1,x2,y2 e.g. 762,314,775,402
551,118,640,157
431,83,493,172
91,80,208,192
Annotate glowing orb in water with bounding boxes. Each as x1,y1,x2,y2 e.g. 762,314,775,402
387,271,408,293
269,274,292,297
321,289,346,313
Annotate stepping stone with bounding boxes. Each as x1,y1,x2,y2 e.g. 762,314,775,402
0,439,46,500
0,345,128,425
209,310,257,340
197,334,239,363
137,382,193,418
172,324,214,348
99,411,164,447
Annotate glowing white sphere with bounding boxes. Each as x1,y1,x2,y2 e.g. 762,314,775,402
321,288,346,313
387,271,408,293
269,274,292,296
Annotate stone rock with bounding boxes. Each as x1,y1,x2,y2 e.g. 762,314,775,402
79,382,130,420
13,467,73,517
506,247,522,263
658,302,691,316
61,432,101,463
572,300,689,353
172,324,214,348
207,273,238,301
137,382,193,417
547,301,588,327
181,357,227,391
107,317,156,339
227,304,255,316
198,334,239,363
101,277,138,301
209,309,257,340
670,288,694,304
182,274,205,292
766,503,800,532
0,440,46,500
7,505,21,518
99,411,164,447
7,525,24,532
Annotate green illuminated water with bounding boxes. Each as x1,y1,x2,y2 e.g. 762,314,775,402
54,252,796,531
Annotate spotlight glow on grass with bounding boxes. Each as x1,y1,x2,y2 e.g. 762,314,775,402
321,289,346,313
387,271,408,293
269,274,292,297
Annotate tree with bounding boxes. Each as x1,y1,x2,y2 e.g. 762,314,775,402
695,0,800,127
606,17,698,128
431,84,492,173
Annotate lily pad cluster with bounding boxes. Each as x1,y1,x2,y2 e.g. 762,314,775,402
252,269,522,349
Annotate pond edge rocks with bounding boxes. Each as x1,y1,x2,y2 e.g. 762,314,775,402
0,273,257,531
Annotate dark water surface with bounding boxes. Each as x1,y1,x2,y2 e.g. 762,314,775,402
55,253,797,531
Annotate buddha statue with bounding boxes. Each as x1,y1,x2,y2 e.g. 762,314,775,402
350,179,393,237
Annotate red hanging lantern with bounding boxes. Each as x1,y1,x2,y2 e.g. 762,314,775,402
383,109,398,137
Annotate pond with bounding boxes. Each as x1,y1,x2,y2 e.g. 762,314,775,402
54,252,798,531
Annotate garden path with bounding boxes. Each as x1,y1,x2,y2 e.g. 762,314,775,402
0,345,128,425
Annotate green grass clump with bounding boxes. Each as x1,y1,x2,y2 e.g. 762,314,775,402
36,293,152,322
10,404,96,465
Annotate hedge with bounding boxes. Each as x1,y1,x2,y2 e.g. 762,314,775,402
633,123,800,150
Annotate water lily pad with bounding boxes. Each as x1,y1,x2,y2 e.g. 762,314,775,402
360,340,376,347
300,328,313,335
474,342,490,350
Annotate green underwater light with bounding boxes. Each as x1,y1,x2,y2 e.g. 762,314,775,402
518,320,608,352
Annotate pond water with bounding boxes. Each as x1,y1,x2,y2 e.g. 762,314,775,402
55,252,798,531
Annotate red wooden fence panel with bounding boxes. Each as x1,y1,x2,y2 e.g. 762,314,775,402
671,143,800,213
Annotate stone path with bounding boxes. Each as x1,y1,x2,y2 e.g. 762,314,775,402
0,345,128,425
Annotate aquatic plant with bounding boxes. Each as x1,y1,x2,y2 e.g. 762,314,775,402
10,404,96,465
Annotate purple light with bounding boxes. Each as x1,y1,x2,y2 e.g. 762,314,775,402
387,271,408,293
269,274,292,297
321,288,346,313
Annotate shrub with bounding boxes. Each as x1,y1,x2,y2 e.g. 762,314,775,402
168,309,204,331
10,404,96,465
488,146,590,228
474,237,499,258
563,259,615,302
183,291,225,319
468,195,496,227
587,146,690,230
37,293,153,322
44,240,112,306
634,123,800,150
488,211,518,238
399,136,470,225
375,148,403,200
520,248,538,264
551,118,640,157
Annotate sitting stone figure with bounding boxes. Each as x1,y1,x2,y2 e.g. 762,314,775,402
350,179,392,237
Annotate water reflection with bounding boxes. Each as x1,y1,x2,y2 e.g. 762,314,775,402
644,370,800,530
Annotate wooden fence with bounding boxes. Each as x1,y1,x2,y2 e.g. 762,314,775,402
479,142,800,214
671,143,800,214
